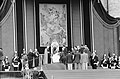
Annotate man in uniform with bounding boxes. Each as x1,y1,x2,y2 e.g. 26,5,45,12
12,51,20,71
2,56,10,71
90,50,99,69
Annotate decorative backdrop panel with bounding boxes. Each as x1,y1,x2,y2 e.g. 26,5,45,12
39,4,67,47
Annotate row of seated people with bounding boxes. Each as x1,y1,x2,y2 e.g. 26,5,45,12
59,45,120,70
1,49,39,71
101,53,120,69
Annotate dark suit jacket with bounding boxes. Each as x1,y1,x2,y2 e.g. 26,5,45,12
73,53,81,63
66,53,73,63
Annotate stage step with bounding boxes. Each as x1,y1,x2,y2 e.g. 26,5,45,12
44,69,120,79
0,71,23,79
42,63,65,70
41,63,93,70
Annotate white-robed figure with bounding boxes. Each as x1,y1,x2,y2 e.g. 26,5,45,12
44,46,50,64
51,39,60,63
52,51,60,63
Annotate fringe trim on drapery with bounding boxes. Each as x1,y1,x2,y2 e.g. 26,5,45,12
92,0,120,29
93,7,120,29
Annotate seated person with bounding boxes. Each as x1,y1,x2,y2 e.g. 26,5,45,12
89,50,99,69
110,54,117,69
21,50,28,71
116,56,120,69
101,54,108,69
2,56,10,71
107,53,112,69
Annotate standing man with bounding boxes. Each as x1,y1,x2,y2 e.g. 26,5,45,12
21,49,28,71
66,51,73,70
27,49,33,69
34,49,39,67
73,50,81,70
81,49,88,70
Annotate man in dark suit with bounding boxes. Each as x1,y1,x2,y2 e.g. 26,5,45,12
66,51,73,70
33,49,39,67
73,50,81,70
27,49,34,69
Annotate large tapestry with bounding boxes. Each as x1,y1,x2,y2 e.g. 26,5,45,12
39,4,67,47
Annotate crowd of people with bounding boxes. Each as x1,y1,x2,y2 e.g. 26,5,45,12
1,48,39,71
1,44,120,71
58,45,93,70
45,44,120,70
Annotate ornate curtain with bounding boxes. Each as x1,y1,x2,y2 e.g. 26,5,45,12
93,0,120,28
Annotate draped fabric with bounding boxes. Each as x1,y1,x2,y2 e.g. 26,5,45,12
93,0,120,28
0,0,12,26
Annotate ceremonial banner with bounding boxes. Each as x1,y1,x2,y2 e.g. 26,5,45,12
39,4,67,47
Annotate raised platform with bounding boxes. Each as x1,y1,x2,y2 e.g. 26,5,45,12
44,69,120,79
